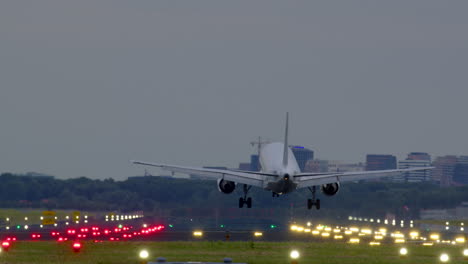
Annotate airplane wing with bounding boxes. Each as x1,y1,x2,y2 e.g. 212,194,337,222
131,160,265,187
295,167,434,188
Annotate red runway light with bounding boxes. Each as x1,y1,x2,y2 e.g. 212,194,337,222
72,242,82,252
2,241,11,251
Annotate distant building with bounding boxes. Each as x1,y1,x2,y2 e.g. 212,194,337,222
397,160,432,182
190,166,228,180
366,154,397,171
24,172,54,179
432,156,458,186
250,155,260,171
407,152,431,161
420,202,468,220
238,163,251,171
306,160,329,173
453,157,468,185
328,161,365,173
419,209,454,220
291,146,314,172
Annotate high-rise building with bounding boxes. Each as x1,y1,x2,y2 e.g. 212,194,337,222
453,156,468,185
291,146,314,172
397,160,432,182
454,164,468,185
432,155,458,186
366,154,397,171
250,155,260,171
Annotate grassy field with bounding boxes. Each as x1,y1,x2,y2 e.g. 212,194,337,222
0,241,466,264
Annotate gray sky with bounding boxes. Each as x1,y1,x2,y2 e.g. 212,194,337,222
1,1,468,180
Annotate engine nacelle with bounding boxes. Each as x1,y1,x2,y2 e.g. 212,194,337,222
321,182,340,196
217,179,236,194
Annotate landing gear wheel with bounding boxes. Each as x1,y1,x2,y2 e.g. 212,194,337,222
239,198,244,208
239,184,252,209
246,197,252,208
307,186,321,210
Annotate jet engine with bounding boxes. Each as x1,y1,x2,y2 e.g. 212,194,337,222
321,182,340,196
217,179,236,194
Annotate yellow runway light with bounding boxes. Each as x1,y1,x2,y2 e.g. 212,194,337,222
193,231,203,237
369,241,381,246
361,228,372,235
254,232,263,237
349,238,360,244
409,231,419,238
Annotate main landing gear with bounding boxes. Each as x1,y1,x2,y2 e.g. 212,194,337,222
239,184,252,208
307,186,320,210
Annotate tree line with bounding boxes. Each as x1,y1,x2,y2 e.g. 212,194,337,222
1,173,467,219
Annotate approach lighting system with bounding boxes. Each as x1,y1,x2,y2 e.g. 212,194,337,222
139,249,149,260
72,242,82,253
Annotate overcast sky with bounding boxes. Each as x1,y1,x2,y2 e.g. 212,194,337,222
1,1,467,180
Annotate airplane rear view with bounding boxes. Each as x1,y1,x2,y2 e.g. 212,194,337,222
132,113,433,210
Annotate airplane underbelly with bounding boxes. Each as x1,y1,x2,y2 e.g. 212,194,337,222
266,179,297,194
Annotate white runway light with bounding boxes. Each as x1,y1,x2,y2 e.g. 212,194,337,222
290,250,300,259
399,247,408,257
440,253,449,262
139,249,149,259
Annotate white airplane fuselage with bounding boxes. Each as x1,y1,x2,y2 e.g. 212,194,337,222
260,142,301,194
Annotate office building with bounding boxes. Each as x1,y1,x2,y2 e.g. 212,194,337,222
306,159,329,173
366,154,397,171
397,159,432,182
407,152,431,161
291,146,314,172
432,156,457,186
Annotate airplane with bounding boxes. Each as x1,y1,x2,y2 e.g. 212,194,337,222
132,113,433,210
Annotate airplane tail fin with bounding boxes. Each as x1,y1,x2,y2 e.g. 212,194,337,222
282,112,289,168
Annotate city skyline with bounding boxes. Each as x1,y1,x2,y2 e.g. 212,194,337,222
1,1,468,180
